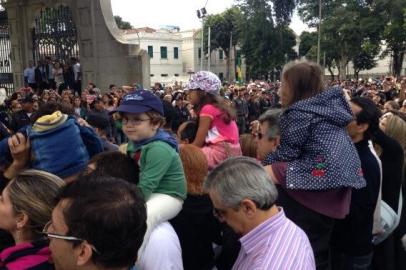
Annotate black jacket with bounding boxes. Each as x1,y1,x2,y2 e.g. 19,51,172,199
170,195,222,270
331,138,380,255
373,129,404,210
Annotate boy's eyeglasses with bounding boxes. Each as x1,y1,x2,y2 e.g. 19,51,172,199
122,117,151,125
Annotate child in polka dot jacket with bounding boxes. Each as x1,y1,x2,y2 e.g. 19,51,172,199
263,61,366,191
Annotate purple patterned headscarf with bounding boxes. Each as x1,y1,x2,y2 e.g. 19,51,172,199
186,71,221,95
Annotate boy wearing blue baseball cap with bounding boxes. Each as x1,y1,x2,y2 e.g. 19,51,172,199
115,90,186,255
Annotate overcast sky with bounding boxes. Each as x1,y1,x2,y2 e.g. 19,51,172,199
111,0,310,35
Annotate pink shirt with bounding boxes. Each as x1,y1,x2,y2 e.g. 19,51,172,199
200,104,239,145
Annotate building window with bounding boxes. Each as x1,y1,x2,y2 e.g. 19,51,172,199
174,47,179,59
198,48,202,59
219,50,224,60
150,74,154,77
174,74,179,77
219,72,224,81
148,46,153,58
161,74,168,77
160,47,167,59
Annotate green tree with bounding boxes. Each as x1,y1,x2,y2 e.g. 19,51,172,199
114,16,133,30
379,0,406,76
203,7,243,82
299,31,317,57
237,0,297,79
298,0,384,79
271,0,296,25
352,41,379,79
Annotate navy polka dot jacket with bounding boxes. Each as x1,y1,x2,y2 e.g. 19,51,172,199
263,86,366,191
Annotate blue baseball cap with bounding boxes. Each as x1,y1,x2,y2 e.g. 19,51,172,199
115,90,164,116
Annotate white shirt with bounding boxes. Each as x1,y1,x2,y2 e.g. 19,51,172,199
138,222,183,270
73,63,81,81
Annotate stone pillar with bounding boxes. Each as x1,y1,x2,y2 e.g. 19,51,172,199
73,0,150,89
3,0,150,91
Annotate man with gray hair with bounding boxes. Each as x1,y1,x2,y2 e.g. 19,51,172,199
204,156,315,270
255,109,282,161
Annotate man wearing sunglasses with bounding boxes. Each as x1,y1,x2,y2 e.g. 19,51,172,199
43,176,147,270
204,156,315,270
253,109,282,162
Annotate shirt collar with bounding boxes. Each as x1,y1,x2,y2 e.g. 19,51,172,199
239,207,287,254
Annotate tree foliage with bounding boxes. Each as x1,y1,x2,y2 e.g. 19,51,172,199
203,7,243,81
114,16,133,30
236,0,298,79
379,0,406,76
297,0,385,79
299,31,317,57
203,7,242,57
296,0,406,77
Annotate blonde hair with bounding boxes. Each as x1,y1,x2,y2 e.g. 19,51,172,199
179,144,208,195
385,115,406,152
8,170,64,239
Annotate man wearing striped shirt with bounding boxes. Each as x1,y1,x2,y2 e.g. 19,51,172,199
204,157,315,270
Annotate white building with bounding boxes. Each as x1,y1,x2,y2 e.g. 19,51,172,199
125,27,184,85
180,29,246,83
125,27,246,87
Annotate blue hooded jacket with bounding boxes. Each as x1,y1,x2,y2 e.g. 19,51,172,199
264,86,366,191
0,116,103,178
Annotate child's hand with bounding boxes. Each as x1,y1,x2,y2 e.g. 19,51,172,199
8,133,30,170
250,120,259,137
78,118,92,128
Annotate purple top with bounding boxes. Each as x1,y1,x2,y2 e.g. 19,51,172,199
273,162,352,219
232,208,315,270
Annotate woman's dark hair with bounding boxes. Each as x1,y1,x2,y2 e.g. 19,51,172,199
179,121,198,142
193,91,236,124
282,60,325,106
10,92,20,101
56,176,147,268
102,94,114,107
350,97,382,140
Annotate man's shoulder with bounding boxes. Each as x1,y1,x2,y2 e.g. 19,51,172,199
140,222,183,270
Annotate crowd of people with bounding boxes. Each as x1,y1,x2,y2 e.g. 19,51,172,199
0,60,405,270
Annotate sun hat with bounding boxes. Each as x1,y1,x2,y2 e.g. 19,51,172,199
186,71,221,95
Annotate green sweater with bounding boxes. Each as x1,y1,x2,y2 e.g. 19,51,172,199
138,141,186,200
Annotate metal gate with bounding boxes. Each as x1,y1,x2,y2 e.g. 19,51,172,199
0,8,13,95
32,5,79,64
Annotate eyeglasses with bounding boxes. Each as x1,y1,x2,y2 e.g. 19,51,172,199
122,117,151,125
42,221,100,254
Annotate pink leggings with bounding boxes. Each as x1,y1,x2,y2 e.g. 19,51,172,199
202,142,242,170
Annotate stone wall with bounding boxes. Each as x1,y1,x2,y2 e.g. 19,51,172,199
3,0,150,91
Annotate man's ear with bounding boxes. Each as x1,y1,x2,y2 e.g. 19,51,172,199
75,241,94,266
240,199,257,218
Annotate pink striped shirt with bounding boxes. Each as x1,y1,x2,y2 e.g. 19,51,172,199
232,208,315,270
